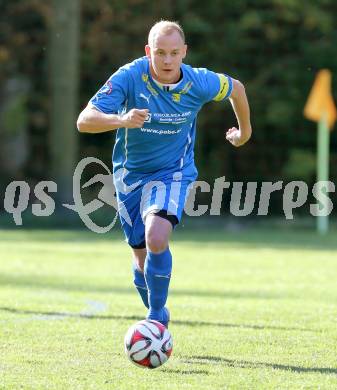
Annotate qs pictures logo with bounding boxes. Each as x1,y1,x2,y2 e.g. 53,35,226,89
2,157,138,233
63,157,121,233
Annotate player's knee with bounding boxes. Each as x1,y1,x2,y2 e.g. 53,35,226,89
146,232,168,254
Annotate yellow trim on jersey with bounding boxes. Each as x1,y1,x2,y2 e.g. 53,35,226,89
146,82,158,96
180,81,193,95
213,74,230,102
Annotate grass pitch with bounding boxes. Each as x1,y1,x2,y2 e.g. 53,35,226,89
0,226,337,389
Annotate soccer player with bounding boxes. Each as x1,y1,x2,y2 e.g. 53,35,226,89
77,21,252,327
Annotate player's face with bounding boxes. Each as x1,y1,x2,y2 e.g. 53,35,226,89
145,31,187,84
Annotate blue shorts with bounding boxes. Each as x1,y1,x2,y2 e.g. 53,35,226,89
114,163,197,248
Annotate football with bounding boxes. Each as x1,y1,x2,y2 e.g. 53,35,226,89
124,319,173,368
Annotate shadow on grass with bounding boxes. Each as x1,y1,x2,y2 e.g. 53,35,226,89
0,273,302,302
185,355,337,375
0,307,319,333
0,306,142,322
1,226,337,251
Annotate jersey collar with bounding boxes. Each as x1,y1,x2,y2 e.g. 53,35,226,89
146,59,185,94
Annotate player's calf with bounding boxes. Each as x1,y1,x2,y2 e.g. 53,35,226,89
132,248,148,308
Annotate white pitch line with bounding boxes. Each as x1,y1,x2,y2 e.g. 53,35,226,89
0,300,108,324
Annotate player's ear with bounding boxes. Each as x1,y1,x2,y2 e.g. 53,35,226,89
182,44,188,59
145,45,151,58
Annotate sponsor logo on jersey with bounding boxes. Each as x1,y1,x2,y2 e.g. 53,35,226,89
139,92,152,104
171,81,193,103
144,113,152,123
172,93,181,103
142,73,149,82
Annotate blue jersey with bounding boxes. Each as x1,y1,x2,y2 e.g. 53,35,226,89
90,56,233,174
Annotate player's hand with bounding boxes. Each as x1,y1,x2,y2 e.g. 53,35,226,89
120,109,149,128
225,127,250,147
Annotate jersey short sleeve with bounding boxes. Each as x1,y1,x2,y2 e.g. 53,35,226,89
198,68,233,104
90,68,129,114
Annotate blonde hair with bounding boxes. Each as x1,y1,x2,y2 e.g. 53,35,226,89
148,20,185,46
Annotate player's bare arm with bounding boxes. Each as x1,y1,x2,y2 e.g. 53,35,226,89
225,79,252,147
77,106,149,133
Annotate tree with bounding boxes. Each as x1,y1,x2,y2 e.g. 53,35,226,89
49,0,80,202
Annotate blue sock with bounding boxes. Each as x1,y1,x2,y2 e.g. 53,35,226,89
144,247,172,322
132,263,149,308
